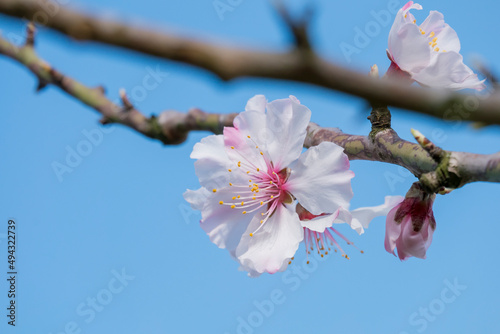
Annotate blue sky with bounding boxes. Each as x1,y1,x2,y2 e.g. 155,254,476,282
1,0,499,333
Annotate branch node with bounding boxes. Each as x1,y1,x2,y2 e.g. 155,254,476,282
411,128,445,163
95,85,106,95
25,22,36,47
274,1,314,50
36,80,48,92
119,88,134,112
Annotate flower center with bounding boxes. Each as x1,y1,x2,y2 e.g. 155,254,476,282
215,135,292,236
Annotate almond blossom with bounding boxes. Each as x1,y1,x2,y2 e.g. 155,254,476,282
386,1,485,90
385,182,436,260
184,95,354,276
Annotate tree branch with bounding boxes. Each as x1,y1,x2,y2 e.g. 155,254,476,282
1,29,499,190
1,0,500,125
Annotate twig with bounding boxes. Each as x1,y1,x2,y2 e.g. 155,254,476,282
1,0,500,125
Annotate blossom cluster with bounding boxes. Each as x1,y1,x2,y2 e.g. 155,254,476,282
183,1,484,276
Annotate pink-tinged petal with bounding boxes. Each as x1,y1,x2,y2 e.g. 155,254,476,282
200,187,265,257
287,142,354,215
224,113,268,172
183,187,210,211
412,51,486,90
191,135,234,189
350,196,404,235
390,2,422,38
300,210,341,233
264,96,311,170
389,22,432,74
245,94,267,113
384,205,404,255
236,204,303,275
398,217,434,259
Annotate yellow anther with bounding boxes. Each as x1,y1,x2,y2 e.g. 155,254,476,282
421,30,425,35
307,261,310,264
232,196,236,200
231,205,235,209
432,37,437,43
212,189,217,193
249,180,252,183
288,261,291,265
230,146,235,149
431,42,437,48
442,50,446,52
260,220,264,224
260,152,264,155
247,135,251,138
257,168,260,172
429,42,432,45
360,250,365,254
249,233,253,236
256,146,259,148
429,31,435,38
241,201,244,206
413,19,416,24
270,181,273,184
228,169,232,172
404,14,407,18
237,195,240,199
434,47,439,52
260,201,264,205
219,201,223,205
253,197,256,200
229,183,233,186
261,213,265,216
271,195,274,198
243,211,247,214
247,171,250,174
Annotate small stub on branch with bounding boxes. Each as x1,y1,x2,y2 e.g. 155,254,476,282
25,22,36,47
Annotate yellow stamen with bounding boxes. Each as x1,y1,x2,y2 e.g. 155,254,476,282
413,19,416,24
256,168,260,172
212,189,217,193
271,195,274,198
429,31,435,37
247,171,250,174
432,37,437,43
247,135,251,138
229,183,233,186
228,169,232,172
241,201,244,206
219,201,223,205
421,30,425,35
260,220,264,224
243,211,247,214
231,205,235,209
237,195,240,199
230,146,235,149
260,201,264,205
434,47,439,51
249,233,253,236
260,152,264,155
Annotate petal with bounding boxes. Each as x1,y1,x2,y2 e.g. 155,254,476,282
412,51,486,90
224,114,269,173
300,210,341,233
191,134,234,190
200,187,265,257
264,96,311,170
287,142,354,215
384,204,404,255
419,11,460,53
236,204,303,275
389,22,432,74
183,187,210,211
245,94,267,113
398,221,426,259
349,196,405,235
399,218,433,259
